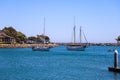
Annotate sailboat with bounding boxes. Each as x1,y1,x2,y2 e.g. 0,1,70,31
67,18,88,51
32,17,50,51
67,27,88,51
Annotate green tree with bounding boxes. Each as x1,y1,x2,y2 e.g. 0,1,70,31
37,35,50,43
28,36,37,41
2,26,27,43
45,35,50,43
16,32,27,43
116,35,120,41
2,27,17,38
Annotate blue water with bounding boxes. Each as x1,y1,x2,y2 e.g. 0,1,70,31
0,46,120,80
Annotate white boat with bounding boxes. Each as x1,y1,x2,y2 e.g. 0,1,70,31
32,17,50,51
67,18,88,51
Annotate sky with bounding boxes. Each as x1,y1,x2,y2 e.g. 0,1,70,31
0,0,120,43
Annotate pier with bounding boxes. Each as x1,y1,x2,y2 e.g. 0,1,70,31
108,50,120,72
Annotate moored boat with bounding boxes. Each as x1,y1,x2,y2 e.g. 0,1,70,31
67,44,87,51
67,17,88,51
32,46,50,51
32,17,50,51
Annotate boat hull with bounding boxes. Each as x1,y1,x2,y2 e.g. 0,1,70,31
32,47,50,51
67,45,86,51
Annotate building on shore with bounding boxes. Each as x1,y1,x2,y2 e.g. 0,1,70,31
0,30,15,44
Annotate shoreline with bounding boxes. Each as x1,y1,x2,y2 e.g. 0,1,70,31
58,43,120,46
89,43,120,46
0,43,120,48
0,43,59,48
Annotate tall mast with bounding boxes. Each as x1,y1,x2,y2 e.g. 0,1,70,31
43,17,45,44
44,17,45,36
80,26,82,44
73,16,76,44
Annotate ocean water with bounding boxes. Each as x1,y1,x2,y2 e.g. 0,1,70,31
0,46,120,80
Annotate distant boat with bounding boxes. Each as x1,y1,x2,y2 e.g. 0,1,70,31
32,17,50,51
32,46,50,51
67,18,88,51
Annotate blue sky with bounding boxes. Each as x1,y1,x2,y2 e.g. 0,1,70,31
0,0,120,43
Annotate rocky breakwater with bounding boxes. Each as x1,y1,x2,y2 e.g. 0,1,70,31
0,43,59,48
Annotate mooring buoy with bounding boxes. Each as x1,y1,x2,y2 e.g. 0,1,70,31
108,50,120,72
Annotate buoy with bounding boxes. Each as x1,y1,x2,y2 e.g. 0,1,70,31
114,50,118,68
108,50,120,72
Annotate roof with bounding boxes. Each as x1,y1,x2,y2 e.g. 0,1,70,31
0,30,14,38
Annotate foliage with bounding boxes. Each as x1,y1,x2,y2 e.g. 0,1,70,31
2,27,27,43
37,35,50,43
116,36,120,41
1,26,50,44
45,36,50,43
16,32,27,43
28,36,37,41
2,27,17,38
